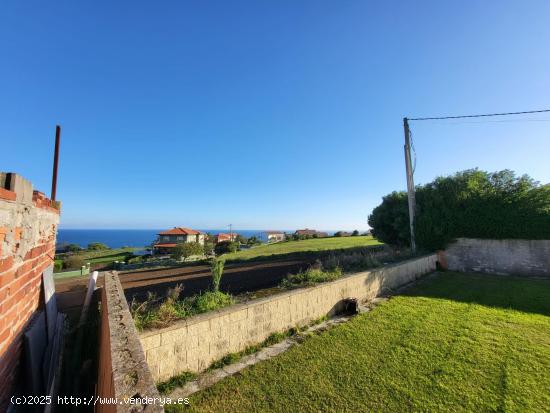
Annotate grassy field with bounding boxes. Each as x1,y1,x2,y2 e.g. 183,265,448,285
80,247,141,264
170,272,550,413
55,247,141,270
224,236,382,261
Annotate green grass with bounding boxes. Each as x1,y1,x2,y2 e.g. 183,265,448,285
167,272,550,412
157,371,198,395
132,290,234,331
55,247,141,267
223,236,382,261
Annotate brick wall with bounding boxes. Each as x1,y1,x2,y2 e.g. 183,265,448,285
0,173,60,410
140,254,438,382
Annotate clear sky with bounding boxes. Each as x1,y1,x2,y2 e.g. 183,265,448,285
2,0,549,230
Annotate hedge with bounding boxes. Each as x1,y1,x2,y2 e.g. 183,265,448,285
368,169,550,251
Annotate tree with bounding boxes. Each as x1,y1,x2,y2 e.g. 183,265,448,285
171,242,204,261
247,236,261,246
368,169,550,251
210,258,225,292
235,234,248,244
352,230,360,236
203,240,215,256
334,231,343,237
87,242,109,251
66,243,83,252
215,241,239,255
63,255,85,269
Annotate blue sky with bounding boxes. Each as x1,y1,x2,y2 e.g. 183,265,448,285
2,1,549,230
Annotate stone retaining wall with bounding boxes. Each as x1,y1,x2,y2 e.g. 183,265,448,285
97,271,163,412
140,254,438,382
444,238,550,277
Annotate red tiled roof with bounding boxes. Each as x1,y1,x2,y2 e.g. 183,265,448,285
158,227,202,235
215,233,236,242
153,243,177,248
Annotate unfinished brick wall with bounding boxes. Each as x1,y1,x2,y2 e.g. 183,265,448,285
0,173,60,410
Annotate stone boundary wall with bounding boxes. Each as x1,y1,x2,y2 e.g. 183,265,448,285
97,271,163,412
140,254,438,382
0,173,60,411
444,238,550,277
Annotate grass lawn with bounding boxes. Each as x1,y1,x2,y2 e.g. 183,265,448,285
171,272,550,412
56,247,141,265
224,236,382,261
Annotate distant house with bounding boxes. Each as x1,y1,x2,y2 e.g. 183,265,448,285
295,229,328,238
264,231,285,243
213,233,237,244
153,227,205,254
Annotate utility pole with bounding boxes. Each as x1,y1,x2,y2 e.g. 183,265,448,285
51,125,61,201
403,118,416,255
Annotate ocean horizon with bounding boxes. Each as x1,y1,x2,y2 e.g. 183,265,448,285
56,228,339,248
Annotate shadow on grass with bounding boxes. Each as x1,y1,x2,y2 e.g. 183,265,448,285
401,271,550,317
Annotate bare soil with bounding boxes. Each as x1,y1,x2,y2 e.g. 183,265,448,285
55,257,312,311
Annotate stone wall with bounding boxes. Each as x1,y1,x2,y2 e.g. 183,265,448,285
0,173,59,411
140,254,438,382
444,238,550,277
97,271,163,412
0,173,60,410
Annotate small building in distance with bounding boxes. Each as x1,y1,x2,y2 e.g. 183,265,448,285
262,231,285,243
213,233,238,244
295,229,328,238
153,227,205,254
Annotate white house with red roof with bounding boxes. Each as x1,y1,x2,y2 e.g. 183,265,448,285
153,227,205,254
213,233,238,244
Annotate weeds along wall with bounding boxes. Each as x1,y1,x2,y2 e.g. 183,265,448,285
0,173,60,411
139,254,438,382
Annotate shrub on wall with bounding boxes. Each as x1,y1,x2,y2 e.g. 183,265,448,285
368,169,550,251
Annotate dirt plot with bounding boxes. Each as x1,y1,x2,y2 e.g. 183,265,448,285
55,258,311,310
121,258,309,302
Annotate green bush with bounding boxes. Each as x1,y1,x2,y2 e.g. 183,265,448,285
131,287,233,331
54,259,64,272
87,242,109,251
63,255,85,270
368,169,550,251
171,242,204,261
281,266,342,288
127,256,142,264
193,291,233,313
66,243,83,252
215,241,239,255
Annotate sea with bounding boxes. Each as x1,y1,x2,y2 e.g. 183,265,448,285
56,229,298,249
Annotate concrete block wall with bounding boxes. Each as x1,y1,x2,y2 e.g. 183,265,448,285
444,238,550,277
97,272,163,413
140,254,438,382
0,173,60,410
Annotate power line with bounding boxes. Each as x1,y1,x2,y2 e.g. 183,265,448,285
408,108,550,122
423,118,550,125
